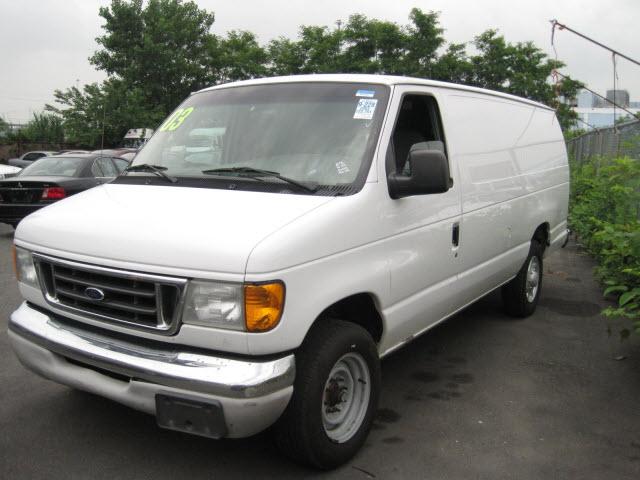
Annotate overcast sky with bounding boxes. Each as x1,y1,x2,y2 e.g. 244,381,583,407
1,0,638,123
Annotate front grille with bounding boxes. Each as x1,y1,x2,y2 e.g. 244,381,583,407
34,254,187,334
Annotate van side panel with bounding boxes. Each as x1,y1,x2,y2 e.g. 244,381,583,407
441,93,568,305
512,107,569,256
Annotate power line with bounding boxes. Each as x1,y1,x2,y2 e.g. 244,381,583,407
550,19,640,67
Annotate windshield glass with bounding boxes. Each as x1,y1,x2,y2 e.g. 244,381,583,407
20,157,84,177
130,82,390,194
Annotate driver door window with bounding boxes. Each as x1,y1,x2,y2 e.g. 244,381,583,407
389,94,447,177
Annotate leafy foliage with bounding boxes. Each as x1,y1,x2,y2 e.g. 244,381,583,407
570,156,640,335
20,113,65,144
0,116,11,140
90,0,216,114
46,80,165,147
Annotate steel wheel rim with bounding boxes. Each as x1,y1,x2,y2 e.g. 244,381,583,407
525,256,540,303
321,352,371,443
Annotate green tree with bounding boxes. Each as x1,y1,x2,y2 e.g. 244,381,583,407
298,25,343,73
431,43,471,83
267,37,305,76
401,8,445,77
0,116,11,141
90,0,217,114
215,30,268,82
46,79,165,147
20,113,65,144
338,15,407,74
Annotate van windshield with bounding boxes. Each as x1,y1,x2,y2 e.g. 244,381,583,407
128,82,390,195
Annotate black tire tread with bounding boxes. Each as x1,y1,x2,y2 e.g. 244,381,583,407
502,239,544,317
274,318,380,469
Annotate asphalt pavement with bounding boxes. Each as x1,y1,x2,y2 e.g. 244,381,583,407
0,223,639,479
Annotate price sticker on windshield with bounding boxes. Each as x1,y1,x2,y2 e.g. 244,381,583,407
353,99,378,120
159,107,194,132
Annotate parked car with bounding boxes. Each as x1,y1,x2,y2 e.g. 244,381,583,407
0,164,21,179
91,148,137,158
8,75,569,469
7,151,57,168
0,153,129,228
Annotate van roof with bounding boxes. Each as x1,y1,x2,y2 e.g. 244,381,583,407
197,74,553,111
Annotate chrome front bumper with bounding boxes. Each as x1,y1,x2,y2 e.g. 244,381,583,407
8,302,295,438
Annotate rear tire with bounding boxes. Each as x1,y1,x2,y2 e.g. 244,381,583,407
274,318,380,470
502,239,544,317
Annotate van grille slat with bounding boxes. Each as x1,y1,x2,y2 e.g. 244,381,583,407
54,286,158,315
53,271,157,297
33,254,186,334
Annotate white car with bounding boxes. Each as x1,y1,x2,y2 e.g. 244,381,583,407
0,164,21,179
8,74,569,469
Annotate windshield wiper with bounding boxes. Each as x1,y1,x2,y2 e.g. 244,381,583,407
202,167,317,193
124,164,177,183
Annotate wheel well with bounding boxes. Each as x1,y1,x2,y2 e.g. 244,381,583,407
315,293,383,343
533,223,550,247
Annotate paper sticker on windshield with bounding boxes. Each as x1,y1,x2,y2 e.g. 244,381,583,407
353,99,377,120
356,89,375,98
159,107,194,132
335,161,350,174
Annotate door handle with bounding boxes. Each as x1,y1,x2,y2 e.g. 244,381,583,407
452,222,460,247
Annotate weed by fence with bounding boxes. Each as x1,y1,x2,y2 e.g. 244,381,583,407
570,155,640,336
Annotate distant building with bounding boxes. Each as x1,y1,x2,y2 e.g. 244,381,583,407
572,89,637,130
576,90,598,108
606,89,630,108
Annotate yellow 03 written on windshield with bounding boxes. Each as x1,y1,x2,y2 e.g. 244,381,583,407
159,107,194,132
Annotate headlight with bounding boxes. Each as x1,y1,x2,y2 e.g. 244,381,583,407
182,281,244,330
182,280,285,332
12,246,39,288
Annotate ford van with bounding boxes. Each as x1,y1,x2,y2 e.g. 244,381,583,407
8,74,569,469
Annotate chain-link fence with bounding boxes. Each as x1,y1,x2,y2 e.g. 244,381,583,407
567,118,640,163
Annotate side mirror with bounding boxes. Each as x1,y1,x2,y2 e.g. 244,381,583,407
388,148,452,199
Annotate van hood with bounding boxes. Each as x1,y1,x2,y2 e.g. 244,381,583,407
16,184,334,275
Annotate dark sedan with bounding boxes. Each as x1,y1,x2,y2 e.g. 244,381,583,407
0,154,129,228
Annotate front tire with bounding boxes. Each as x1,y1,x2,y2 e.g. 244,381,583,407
274,319,380,469
502,239,544,317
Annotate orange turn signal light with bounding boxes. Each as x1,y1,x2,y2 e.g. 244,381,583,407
244,282,285,332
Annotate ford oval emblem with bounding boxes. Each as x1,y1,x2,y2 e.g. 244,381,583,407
84,287,105,301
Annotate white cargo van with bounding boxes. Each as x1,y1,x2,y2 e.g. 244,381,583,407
8,75,569,469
